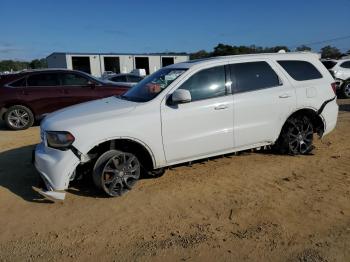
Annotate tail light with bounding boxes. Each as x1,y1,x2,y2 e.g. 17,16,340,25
331,82,337,95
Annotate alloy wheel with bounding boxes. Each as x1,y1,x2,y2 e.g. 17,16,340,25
344,82,350,97
288,118,313,154
101,152,140,196
7,109,30,129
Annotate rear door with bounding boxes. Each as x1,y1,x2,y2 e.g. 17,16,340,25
231,60,296,148
25,72,63,116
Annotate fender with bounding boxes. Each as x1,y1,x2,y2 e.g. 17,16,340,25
75,136,157,169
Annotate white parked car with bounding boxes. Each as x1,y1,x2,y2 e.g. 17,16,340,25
34,52,338,200
321,59,350,98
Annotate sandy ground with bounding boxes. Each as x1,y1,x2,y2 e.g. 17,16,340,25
0,100,349,262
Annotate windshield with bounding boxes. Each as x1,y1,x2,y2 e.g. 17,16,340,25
120,68,187,102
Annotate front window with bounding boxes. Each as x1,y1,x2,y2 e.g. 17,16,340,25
179,66,227,101
121,68,187,102
61,73,90,86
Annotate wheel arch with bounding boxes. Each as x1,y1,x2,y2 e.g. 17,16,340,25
86,137,156,171
1,101,36,120
277,107,325,141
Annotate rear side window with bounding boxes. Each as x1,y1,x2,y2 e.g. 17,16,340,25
340,61,350,69
27,73,59,87
278,60,322,81
230,61,280,93
61,73,89,86
179,66,226,101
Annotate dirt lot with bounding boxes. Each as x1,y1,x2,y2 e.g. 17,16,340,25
0,100,349,262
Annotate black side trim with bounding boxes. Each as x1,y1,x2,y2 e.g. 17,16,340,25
70,146,82,160
317,96,336,115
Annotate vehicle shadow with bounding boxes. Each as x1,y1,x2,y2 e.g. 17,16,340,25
0,121,8,130
0,144,53,203
0,143,161,201
339,103,350,112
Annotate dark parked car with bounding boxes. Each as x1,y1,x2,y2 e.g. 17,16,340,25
0,69,130,130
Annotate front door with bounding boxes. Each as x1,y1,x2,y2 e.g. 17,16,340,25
161,65,234,164
59,72,97,107
25,72,64,116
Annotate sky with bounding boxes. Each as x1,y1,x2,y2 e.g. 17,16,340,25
1,0,350,61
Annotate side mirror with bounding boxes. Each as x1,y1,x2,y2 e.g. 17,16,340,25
171,89,191,104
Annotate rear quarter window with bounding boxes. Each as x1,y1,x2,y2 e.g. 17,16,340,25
277,60,322,81
8,77,26,87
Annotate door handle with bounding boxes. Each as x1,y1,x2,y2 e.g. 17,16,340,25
279,93,291,98
214,104,228,110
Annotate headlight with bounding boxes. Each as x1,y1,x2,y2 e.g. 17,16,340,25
46,131,75,150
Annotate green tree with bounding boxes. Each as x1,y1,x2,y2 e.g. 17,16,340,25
29,58,47,69
320,45,341,59
213,43,237,56
0,58,47,72
0,60,29,72
295,45,312,51
190,50,210,60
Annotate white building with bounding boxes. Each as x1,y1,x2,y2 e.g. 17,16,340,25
46,52,190,77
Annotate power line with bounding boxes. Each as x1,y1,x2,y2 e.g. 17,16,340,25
292,34,350,48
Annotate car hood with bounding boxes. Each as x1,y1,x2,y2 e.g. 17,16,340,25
42,96,137,131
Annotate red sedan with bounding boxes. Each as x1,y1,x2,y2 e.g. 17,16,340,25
0,69,130,130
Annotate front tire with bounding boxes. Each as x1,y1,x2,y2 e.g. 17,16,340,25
4,105,34,130
275,116,314,155
93,150,141,197
340,81,350,99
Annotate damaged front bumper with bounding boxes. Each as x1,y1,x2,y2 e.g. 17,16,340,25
33,142,81,200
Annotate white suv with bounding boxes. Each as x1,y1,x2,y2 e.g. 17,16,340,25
321,59,350,98
34,52,338,200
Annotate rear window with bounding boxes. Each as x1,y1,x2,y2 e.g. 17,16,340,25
278,60,322,81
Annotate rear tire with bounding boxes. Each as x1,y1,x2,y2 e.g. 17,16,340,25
93,150,141,197
275,116,314,155
4,105,34,130
340,81,350,99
